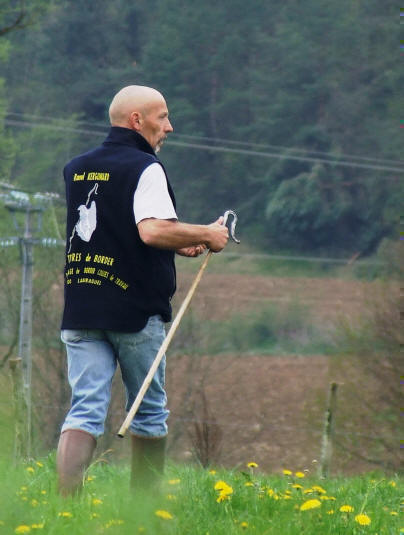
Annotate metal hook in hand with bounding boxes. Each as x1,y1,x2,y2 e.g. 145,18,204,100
223,210,240,244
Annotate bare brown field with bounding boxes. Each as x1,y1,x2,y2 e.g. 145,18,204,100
2,270,397,474
173,271,372,323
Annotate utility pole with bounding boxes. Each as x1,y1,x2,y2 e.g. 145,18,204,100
1,185,64,459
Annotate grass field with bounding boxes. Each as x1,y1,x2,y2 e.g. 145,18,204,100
1,455,402,535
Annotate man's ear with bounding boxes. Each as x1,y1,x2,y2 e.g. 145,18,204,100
130,111,143,131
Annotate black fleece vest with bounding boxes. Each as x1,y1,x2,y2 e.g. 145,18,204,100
61,127,176,332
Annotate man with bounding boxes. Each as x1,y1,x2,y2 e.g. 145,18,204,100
57,85,228,495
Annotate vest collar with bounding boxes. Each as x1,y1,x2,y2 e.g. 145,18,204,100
103,127,156,156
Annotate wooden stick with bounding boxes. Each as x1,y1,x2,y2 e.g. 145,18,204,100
117,250,213,438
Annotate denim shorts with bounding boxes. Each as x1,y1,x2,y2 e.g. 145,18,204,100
60,315,169,439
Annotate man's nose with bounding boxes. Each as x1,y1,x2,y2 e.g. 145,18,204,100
165,119,173,133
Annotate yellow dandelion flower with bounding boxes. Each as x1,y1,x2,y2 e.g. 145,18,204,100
214,481,233,495
90,513,99,519
300,499,321,511
168,479,181,485
217,493,230,503
31,524,44,530
292,484,303,490
282,494,292,500
155,510,173,520
30,499,39,507
86,476,94,482
388,481,396,487
339,505,354,513
20,486,28,492
245,482,254,487
327,510,335,515
283,469,292,475
35,461,43,468
295,471,305,478
355,514,371,526
15,526,31,534
26,467,34,474
312,485,326,494
92,498,103,506
209,470,216,475
303,488,314,494
240,521,249,529
58,512,73,518
247,462,258,468
267,488,274,497
390,512,398,516
40,490,47,495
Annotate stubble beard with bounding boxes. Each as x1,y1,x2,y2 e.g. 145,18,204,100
155,136,167,153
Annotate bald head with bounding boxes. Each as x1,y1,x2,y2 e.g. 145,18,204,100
109,85,165,127
108,85,173,151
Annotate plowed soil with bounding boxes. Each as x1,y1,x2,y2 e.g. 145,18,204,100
95,272,382,474
174,271,371,323
23,270,393,474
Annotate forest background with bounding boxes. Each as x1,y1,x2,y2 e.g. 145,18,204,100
0,1,402,474
0,0,402,253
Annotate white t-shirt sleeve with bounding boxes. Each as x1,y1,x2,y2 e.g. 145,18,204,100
133,162,178,224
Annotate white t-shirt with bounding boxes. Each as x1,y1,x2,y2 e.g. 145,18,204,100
133,162,178,224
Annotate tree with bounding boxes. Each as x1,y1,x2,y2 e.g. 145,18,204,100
0,0,48,36
3,0,402,253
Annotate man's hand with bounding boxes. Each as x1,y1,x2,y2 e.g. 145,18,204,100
176,245,206,257
206,217,229,252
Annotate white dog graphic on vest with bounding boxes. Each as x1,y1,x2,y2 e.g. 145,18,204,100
68,183,98,253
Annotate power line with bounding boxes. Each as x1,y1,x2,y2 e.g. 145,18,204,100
3,117,404,175
5,111,404,166
166,139,404,174
171,134,404,167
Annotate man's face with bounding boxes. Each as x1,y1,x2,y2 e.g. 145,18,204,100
138,100,173,152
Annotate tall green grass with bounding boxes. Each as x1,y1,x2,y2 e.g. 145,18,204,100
1,455,401,534
171,301,334,357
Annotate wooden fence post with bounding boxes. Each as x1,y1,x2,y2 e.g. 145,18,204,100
319,382,338,478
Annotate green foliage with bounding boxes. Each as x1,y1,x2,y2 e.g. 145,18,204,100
352,239,403,280
330,281,401,472
1,0,402,256
171,301,334,357
8,117,83,194
0,0,50,36
0,456,401,534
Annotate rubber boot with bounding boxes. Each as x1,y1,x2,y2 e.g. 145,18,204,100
130,435,167,492
56,428,97,496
